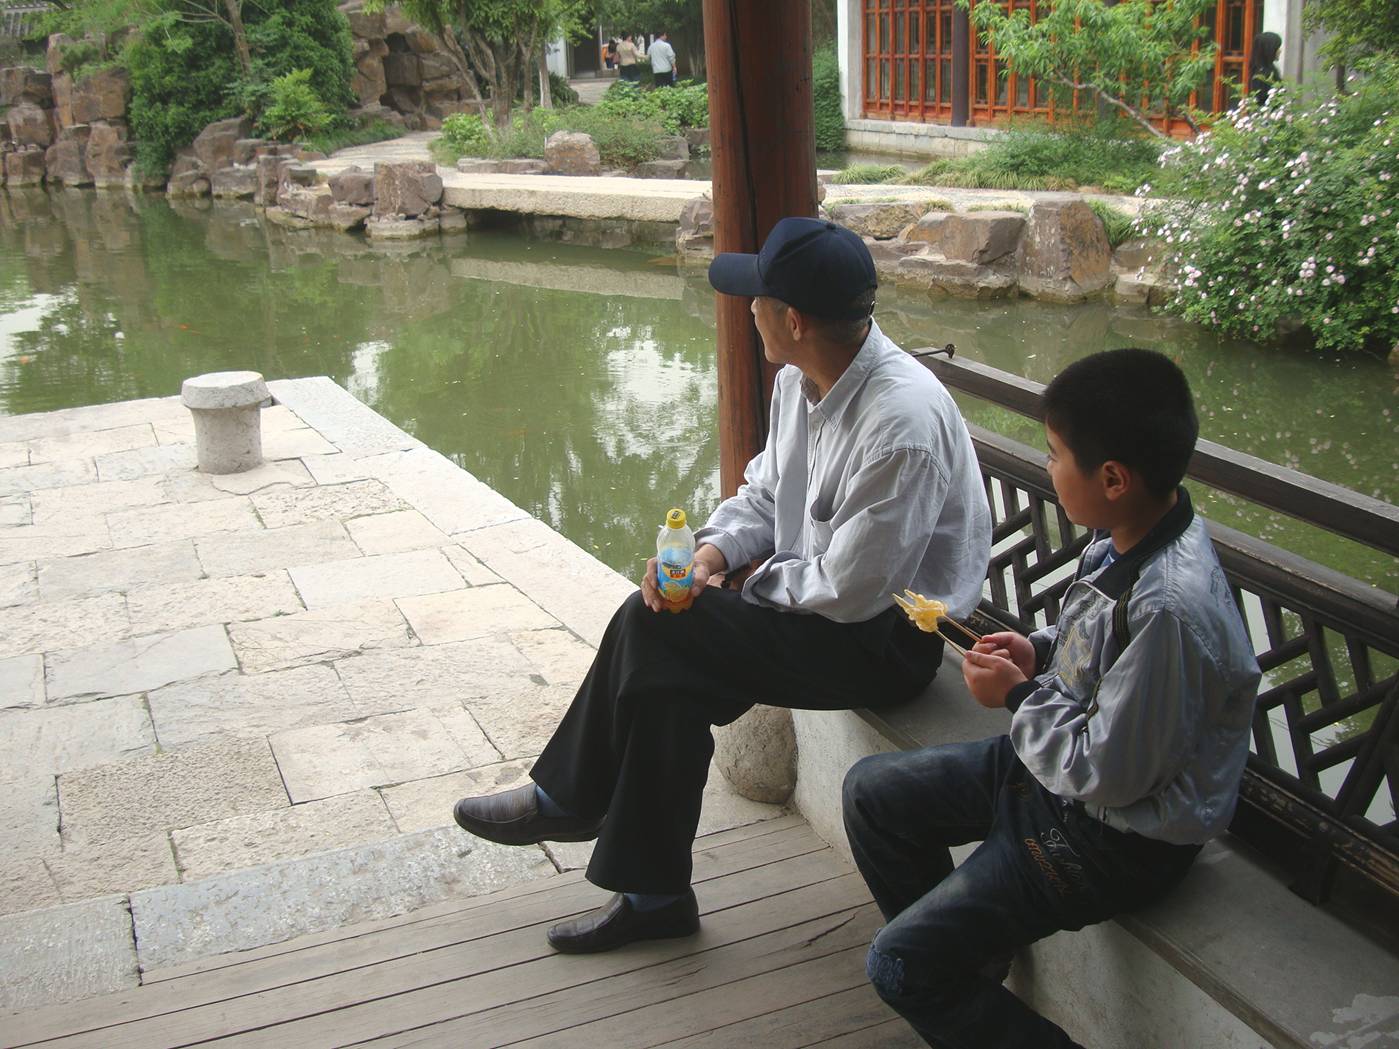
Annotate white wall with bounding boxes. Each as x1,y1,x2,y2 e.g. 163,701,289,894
836,0,863,122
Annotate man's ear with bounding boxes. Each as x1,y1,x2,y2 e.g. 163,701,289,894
785,305,806,341
1100,460,1133,502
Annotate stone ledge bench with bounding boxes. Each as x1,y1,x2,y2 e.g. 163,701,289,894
789,649,1399,1049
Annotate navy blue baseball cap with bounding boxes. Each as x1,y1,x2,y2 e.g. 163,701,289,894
708,217,877,320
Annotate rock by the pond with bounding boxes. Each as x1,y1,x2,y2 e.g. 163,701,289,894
934,211,1026,265
0,67,53,107
655,135,689,161
1112,271,1172,307
544,131,600,176
85,122,132,188
675,195,713,257
634,158,688,179
896,255,1018,300
232,138,269,166
365,214,440,239
193,116,255,174
863,236,925,276
69,68,129,125
827,201,926,240
1112,236,1164,274
7,103,54,149
280,184,335,223
3,146,46,186
903,210,949,245
255,154,293,207
327,202,372,232
438,208,468,233
210,166,258,200
167,171,211,198
44,126,92,187
455,158,501,174
1016,198,1113,304
497,158,547,175
373,160,442,218
684,127,710,152
329,166,375,206
283,163,320,188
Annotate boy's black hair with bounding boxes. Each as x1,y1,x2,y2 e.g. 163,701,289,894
1041,348,1198,498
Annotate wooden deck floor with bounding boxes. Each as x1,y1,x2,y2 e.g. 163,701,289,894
3,815,920,1049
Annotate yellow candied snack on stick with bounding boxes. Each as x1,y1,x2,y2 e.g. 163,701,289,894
892,590,949,633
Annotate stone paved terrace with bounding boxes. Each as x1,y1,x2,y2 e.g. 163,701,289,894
0,379,783,1011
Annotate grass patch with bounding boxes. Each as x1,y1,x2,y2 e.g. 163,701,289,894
1085,200,1136,248
967,202,1028,214
302,120,404,156
433,105,667,169
829,164,905,185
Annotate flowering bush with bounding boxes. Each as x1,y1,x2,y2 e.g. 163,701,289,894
1142,62,1399,353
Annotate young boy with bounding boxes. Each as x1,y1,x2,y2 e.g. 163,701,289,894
842,348,1261,1048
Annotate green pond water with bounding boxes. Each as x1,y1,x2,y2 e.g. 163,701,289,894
2,187,1395,597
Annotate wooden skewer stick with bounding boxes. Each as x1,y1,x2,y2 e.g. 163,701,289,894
941,617,983,646
932,626,969,658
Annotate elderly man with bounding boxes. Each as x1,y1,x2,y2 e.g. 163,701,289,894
454,218,991,954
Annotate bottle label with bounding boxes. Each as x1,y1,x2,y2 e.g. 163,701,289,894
657,546,694,601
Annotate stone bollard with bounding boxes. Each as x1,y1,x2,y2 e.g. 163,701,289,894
712,705,797,805
181,371,269,474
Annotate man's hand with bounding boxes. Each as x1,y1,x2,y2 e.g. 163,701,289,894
640,543,727,613
961,648,1028,709
974,632,1037,680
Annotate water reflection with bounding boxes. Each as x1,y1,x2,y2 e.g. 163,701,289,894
0,189,1393,591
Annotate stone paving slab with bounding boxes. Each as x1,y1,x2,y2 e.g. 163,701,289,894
457,515,635,648
228,598,414,674
28,476,167,522
395,585,559,646
0,895,138,1010
263,427,339,460
251,478,407,529
332,636,543,715
0,653,44,709
0,772,60,857
270,704,501,803
0,857,62,916
107,495,261,548
195,518,361,577
0,458,96,496
462,683,578,759
94,442,195,482
0,591,129,660
0,694,155,777
58,737,289,845
126,571,304,636
172,790,397,882
346,446,531,537
42,834,178,911
0,493,31,527
268,376,422,458
0,440,29,469
129,826,555,973
36,539,203,603
289,546,464,609
345,508,451,555
0,516,113,565
26,422,156,465
380,758,536,834
508,627,597,688
148,664,357,748
0,560,37,607
0,395,187,445
46,623,238,703
442,543,502,587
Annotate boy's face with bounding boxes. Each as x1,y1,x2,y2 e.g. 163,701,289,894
1045,424,1113,530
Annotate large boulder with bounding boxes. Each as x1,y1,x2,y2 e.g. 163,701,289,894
862,235,925,278
655,135,689,161
826,201,925,240
211,165,258,199
279,183,335,223
634,158,687,179
382,52,421,87
418,52,457,82
343,7,386,38
544,130,600,176
167,170,211,197
327,202,372,232
7,103,54,148
675,194,713,257
712,706,796,805
85,121,132,187
3,147,46,187
497,158,547,175
896,255,1018,300
353,54,388,104
1112,272,1172,307
1016,198,1113,303
69,67,129,125
43,126,92,187
0,68,53,108
935,211,1026,265
254,153,294,206
365,214,439,239
192,115,255,173
372,159,442,217
329,165,375,206
1112,236,1164,275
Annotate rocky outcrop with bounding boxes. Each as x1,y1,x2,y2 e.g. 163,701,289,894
3,146,46,186
44,126,93,187
827,201,927,240
634,158,687,179
329,166,375,206
1016,197,1113,304
372,160,442,218
339,0,477,130
85,121,132,188
211,166,259,199
0,67,53,107
675,194,713,257
193,117,255,175
6,103,54,148
68,68,129,126
544,131,600,176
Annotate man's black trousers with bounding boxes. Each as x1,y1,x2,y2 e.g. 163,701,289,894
529,587,944,894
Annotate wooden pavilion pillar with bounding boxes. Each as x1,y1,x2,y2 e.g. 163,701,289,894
703,0,818,498
951,5,971,127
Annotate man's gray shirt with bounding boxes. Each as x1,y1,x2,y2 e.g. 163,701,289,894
697,321,991,624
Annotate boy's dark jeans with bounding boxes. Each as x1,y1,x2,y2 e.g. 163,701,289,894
842,735,1201,1048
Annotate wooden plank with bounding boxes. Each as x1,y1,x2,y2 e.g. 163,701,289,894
22,848,852,1049
646,985,899,1049
807,1018,923,1048
504,944,875,1048
349,890,877,1048
4,817,823,1049
144,814,809,985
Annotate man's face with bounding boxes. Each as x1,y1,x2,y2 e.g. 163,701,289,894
751,296,796,365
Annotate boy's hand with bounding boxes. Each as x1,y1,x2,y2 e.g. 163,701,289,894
961,649,1028,709
975,632,1037,679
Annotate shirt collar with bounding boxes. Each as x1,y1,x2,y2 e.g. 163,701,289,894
802,320,884,422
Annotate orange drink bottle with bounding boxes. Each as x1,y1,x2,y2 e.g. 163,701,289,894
656,508,695,613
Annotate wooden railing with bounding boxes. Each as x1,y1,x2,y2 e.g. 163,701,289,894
914,351,1399,905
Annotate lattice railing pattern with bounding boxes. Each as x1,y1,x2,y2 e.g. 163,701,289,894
965,422,1399,900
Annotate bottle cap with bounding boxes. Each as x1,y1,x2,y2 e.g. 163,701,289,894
666,508,687,529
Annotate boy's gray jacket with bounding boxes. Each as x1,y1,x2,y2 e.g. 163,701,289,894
1006,491,1262,845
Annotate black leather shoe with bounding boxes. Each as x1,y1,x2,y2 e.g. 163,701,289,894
452,784,603,846
547,890,700,954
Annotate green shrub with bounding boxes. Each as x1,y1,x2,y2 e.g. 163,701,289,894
829,164,905,185
440,112,492,156
812,44,844,151
1146,61,1399,352
127,20,241,174
257,68,332,141
549,72,578,106
596,79,707,134
435,104,665,169
241,0,355,117
1086,200,1135,248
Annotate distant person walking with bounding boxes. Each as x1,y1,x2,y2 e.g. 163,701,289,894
649,31,677,88
1249,31,1282,106
617,32,640,83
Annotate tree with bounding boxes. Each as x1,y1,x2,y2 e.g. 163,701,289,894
958,0,1217,140
42,0,257,76
596,0,705,80
1304,0,1399,72
366,0,592,127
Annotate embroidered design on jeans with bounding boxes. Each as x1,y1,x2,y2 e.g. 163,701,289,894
1024,828,1089,898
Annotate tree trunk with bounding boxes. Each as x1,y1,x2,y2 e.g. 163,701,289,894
520,43,534,111
538,48,553,109
221,0,252,78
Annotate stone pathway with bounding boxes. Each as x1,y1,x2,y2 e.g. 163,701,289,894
0,379,784,1011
